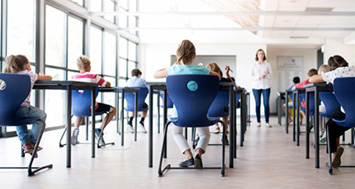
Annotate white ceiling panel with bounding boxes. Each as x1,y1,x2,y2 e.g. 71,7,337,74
274,16,300,27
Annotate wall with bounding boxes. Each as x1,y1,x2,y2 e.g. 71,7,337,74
323,38,355,66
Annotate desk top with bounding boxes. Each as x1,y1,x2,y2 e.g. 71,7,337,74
98,87,140,93
34,80,98,90
304,82,333,92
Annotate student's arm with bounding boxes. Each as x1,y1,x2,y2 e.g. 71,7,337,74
37,74,52,80
154,68,168,78
209,71,221,80
225,66,233,82
309,74,325,83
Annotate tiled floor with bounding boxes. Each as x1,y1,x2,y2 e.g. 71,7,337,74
1,116,355,188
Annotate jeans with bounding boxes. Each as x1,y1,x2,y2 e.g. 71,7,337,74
252,88,271,123
15,106,47,144
327,107,348,153
172,125,210,153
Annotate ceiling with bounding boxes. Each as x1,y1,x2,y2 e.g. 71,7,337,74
118,0,355,48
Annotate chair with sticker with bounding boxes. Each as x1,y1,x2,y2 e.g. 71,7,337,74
0,73,53,176
59,87,115,148
158,74,226,177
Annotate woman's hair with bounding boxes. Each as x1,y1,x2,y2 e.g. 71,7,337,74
307,68,318,77
3,55,29,73
131,68,142,77
77,56,91,70
255,49,266,61
206,62,221,76
176,40,196,65
318,64,331,74
328,55,348,70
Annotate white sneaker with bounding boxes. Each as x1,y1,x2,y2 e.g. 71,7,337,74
138,123,147,133
126,124,134,133
211,125,220,134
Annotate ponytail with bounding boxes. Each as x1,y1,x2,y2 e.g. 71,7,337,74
176,40,196,65
4,55,29,73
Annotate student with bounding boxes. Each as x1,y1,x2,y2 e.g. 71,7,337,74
154,39,219,168
282,76,300,124
3,55,52,158
309,55,355,167
206,62,232,144
71,56,117,146
126,68,148,133
293,68,318,124
250,49,272,127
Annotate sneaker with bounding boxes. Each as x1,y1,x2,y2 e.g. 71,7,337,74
138,122,147,133
126,124,134,133
332,147,344,168
266,123,272,128
194,154,203,168
179,157,194,167
22,142,39,158
71,127,80,146
257,123,261,127
320,131,327,143
211,125,220,134
221,135,229,145
246,118,252,123
95,128,105,145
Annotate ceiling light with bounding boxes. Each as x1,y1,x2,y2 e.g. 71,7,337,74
305,8,333,12
290,36,309,39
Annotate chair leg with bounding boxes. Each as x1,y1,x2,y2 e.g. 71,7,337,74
97,113,115,148
326,124,333,175
158,121,171,177
28,120,53,176
21,144,25,157
218,120,226,177
59,126,68,147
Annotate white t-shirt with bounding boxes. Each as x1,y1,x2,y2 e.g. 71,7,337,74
250,61,272,89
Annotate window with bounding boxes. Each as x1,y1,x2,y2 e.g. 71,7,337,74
70,0,83,6
68,16,84,71
89,26,103,74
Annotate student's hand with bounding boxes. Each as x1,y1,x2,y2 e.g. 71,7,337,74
37,73,52,80
225,66,230,73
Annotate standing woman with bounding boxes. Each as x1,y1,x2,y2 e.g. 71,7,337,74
251,49,272,127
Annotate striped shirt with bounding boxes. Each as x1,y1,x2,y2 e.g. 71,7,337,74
18,70,37,107
71,72,107,87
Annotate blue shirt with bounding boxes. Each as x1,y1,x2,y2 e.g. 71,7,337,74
168,65,210,75
126,76,147,87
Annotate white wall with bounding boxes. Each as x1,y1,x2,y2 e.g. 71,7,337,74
323,38,355,66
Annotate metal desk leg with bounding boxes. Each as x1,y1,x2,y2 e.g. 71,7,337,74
293,92,296,141
66,86,72,168
229,86,234,168
91,88,96,158
163,90,168,158
306,91,310,159
149,86,154,168
315,90,320,168
296,91,300,146
121,91,125,146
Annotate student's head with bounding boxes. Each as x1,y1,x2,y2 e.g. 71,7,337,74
328,55,348,70
318,64,330,74
131,68,142,77
4,55,30,73
293,76,300,84
307,68,318,77
77,56,91,72
176,40,196,65
206,62,221,77
255,49,266,61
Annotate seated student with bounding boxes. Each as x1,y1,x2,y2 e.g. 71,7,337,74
125,68,148,133
309,55,354,167
206,62,232,144
71,56,117,145
3,55,52,158
154,39,219,168
282,76,300,124
293,68,318,124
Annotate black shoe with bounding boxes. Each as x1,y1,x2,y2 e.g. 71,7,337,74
221,135,229,145
194,154,203,168
179,157,194,167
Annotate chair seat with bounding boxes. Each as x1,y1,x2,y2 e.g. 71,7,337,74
169,116,220,127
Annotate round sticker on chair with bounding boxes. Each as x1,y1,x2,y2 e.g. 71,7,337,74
0,80,5,90
187,80,198,91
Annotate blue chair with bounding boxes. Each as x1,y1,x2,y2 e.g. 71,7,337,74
0,73,52,176
326,77,355,174
59,87,114,148
319,92,340,118
158,74,226,177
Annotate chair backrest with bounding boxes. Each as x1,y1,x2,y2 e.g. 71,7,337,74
208,91,229,118
72,87,99,117
318,91,340,118
0,73,31,126
124,87,148,112
166,74,219,127
160,93,173,108
333,77,355,127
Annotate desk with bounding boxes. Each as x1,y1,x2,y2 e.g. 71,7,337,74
304,83,333,168
146,82,168,168
235,88,247,148
98,87,140,145
277,92,285,126
34,80,98,168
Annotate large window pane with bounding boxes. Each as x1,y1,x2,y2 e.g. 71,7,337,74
89,26,103,74
128,16,137,34
68,16,84,70
128,41,137,61
129,0,137,12
128,61,136,78
70,0,83,6
7,0,35,62
119,37,127,58
119,58,127,78
104,32,116,76
45,6,66,67
103,0,115,23
118,8,127,28
91,0,102,12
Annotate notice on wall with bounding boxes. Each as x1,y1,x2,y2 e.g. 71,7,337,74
277,56,303,92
